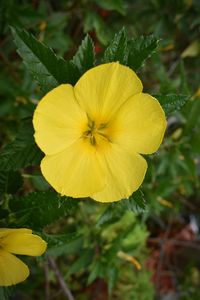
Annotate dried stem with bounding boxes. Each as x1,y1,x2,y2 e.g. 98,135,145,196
44,262,50,300
48,257,75,300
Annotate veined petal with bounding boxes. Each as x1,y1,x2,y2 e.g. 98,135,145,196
33,84,87,155
1,233,47,256
41,140,105,197
0,228,32,238
92,144,147,202
0,250,29,286
111,93,167,154
74,62,143,122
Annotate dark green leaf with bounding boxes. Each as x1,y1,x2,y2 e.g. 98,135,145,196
83,11,111,46
44,233,84,257
96,204,125,227
66,248,94,277
127,35,159,71
30,174,50,191
0,287,13,300
0,208,9,220
155,94,189,114
6,191,79,230
0,171,23,194
120,190,147,213
72,35,95,76
11,27,78,92
87,260,103,285
185,98,200,132
0,118,43,171
94,0,126,15
107,268,118,296
103,28,128,64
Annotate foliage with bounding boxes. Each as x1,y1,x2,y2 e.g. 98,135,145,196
0,0,200,299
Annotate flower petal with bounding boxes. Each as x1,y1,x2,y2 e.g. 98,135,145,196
111,93,167,154
33,84,87,155
0,228,32,238
41,140,105,197
0,250,29,286
92,144,147,202
1,232,47,256
74,62,143,122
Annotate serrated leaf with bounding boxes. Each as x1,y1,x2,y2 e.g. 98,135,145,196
11,27,78,92
6,191,79,230
0,118,43,171
0,171,23,194
155,94,189,114
44,233,83,257
103,28,128,64
72,35,95,76
127,35,159,71
120,190,146,213
96,204,124,227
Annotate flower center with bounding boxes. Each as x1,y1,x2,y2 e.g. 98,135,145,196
82,119,110,146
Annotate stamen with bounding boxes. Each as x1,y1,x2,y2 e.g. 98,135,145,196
90,136,96,145
82,119,109,146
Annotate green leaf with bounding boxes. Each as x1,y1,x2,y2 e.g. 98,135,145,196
120,190,147,213
107,268,118,296
185,98,200,132
155,94,189,114
96,204,124,227
11,27,78,92
72,35,95,76
104,223,136,261
0,171,23,194
97,190,146,227
84,11,111,46
0,287,13,300
0,118,43,171
6,191,79,230
87,260,103,285
103,28,128,64
44,233,84,257
94,0,126,15
66,248,94,277
127,35,159,71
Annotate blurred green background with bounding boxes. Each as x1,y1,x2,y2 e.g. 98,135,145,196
0,0,200,299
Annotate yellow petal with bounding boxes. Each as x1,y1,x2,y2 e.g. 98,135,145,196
1,232,47,256
33,84,87,155
0,250,29,286
41,140,105,197
111,93,166,154
74,62,143,122
92,144,147,202
0,228,32,238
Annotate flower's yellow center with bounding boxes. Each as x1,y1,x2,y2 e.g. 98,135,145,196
82,119,110,147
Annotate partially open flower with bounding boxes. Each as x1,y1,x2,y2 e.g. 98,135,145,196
33,62,166,202
0,228,47,286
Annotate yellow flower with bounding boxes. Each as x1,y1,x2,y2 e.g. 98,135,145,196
33,62,166,202
0,228,47,286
